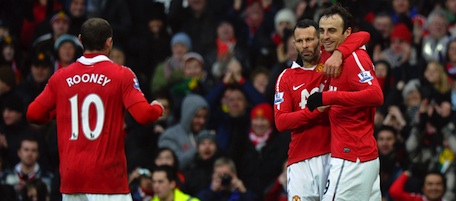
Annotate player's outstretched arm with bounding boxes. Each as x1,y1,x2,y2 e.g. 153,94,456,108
127,100,164,125
321,86,383,107
324,31,371,78
27,101,55,125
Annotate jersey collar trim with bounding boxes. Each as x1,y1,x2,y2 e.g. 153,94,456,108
77,55,112,65
291,61,317,70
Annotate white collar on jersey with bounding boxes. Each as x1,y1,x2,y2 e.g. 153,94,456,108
77,55,112,65
291,61,317,70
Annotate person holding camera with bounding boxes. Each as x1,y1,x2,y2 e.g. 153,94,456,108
196,157,257,201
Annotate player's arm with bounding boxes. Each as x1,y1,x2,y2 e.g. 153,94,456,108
275,109,322,132
307,52,383,111
27,101,56,125
335,31,370,59
324,31,371,78
321,86,383,107
389,172,414,200
273,70,321,132
123,68,163,125
27,82,56,125
127,101,163,125
322,53,383,107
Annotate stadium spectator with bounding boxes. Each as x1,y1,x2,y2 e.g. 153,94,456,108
151,32,191,94
20,178,49,201
2,138,52,199
53,34,82,71
196,157,256,201
389,170,446,201
152,165,199,201
182,131,221,196
233,103,289,200
158,94,210,171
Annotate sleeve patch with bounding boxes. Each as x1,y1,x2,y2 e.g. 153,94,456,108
274,92,284,104
133,78,141,91
358,71,373,83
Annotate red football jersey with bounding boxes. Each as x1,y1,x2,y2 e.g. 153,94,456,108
34,55,146,194
322,49,384,162
275,61,330,166
274,32,371,166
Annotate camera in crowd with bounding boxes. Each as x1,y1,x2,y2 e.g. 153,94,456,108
220,174,232,186
138,168,151,177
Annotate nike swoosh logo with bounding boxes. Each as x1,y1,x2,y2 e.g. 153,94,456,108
293,83,305,90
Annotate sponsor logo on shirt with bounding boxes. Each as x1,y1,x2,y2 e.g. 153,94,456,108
358,71,373,83
274,92,284,104
292,83,305,91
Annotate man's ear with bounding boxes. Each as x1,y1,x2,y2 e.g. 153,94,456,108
105,37,113,49
345,27,352,36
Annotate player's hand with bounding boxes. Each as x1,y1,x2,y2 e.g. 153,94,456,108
150,100,164,116
324,50,342,78
307,92,323,112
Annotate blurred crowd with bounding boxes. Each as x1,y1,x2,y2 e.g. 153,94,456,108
0,0,456,201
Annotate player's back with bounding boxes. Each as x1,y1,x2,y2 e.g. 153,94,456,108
48,55,142,193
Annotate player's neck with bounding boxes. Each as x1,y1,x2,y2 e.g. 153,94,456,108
84,50,108,56
303,60,319,68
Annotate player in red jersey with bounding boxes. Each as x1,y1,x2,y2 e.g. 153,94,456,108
26,18,164,201
274,19,369,200
307,4,384,201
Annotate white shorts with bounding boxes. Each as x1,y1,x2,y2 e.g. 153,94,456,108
322,157,381,201
287,154,331,201
62,193,133,201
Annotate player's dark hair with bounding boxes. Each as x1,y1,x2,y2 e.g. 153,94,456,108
293,19,319,38
80,18,112,51
320,4,353,32
153,165,178,183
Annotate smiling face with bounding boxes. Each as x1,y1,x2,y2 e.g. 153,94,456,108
319,14,351,53
422,173,445,200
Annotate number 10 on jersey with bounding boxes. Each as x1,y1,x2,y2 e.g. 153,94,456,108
69,94,105,140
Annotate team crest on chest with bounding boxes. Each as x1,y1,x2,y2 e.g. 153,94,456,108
315,63,324,72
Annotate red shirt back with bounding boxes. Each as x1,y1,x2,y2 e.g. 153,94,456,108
34,55,145,194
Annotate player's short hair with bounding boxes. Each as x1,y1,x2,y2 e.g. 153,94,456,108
293,19,319,38
319,4,353,32
80,18,112,51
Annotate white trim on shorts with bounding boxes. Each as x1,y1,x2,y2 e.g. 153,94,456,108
322,157,381,201
287,153,331,201
62,193,133,201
